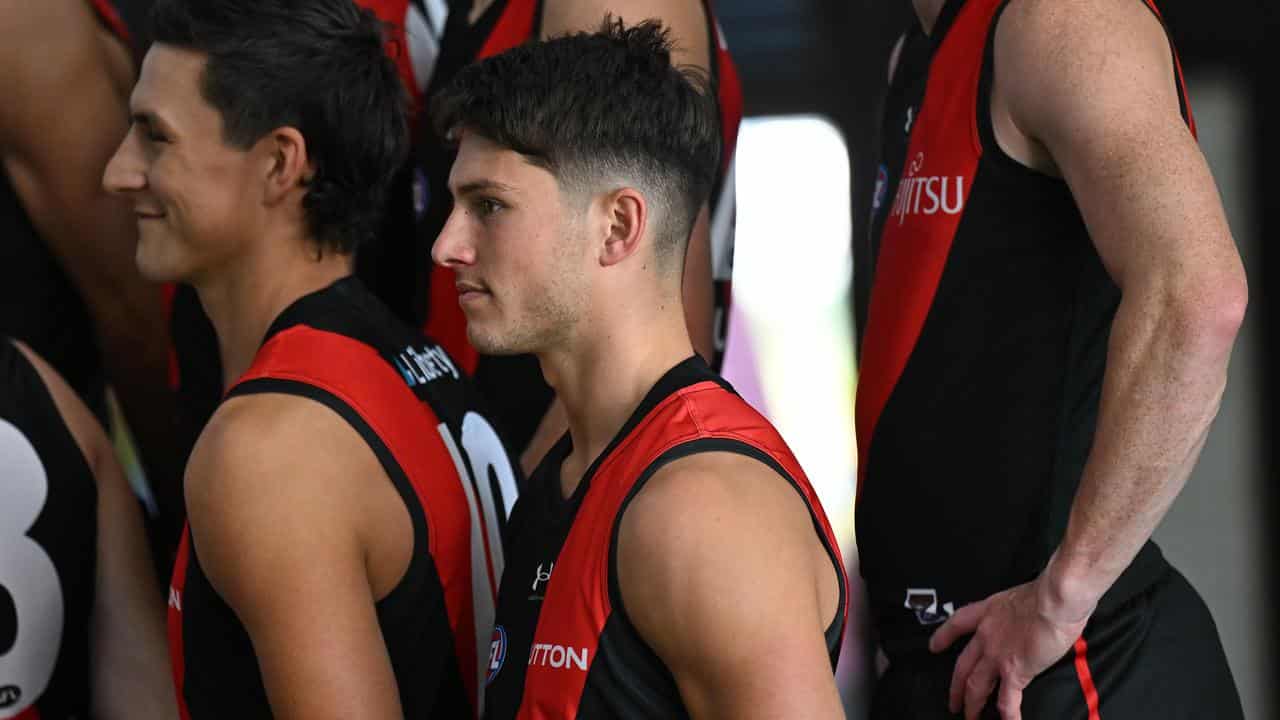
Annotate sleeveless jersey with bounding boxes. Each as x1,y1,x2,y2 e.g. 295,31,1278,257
0,340,97,720
484,357,847,718
0,0,132,422
166,277,519,719
855,0,1195,658
415,0,744,455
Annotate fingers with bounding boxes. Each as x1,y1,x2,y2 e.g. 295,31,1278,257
948,635,982,713
963,659,998,720
997,679,1024,720
931,598,986,653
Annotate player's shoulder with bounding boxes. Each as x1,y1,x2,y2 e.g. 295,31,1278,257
8,338,112,474
623,450,813,556
996,0,1171,71
186,392,382,527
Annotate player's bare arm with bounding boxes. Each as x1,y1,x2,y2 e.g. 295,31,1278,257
0,0,180,501
14,340,176,720
928,1,1247,718
617,452,844,720
184,394,414,720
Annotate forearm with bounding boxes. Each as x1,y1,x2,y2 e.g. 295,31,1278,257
1044,283,1241,616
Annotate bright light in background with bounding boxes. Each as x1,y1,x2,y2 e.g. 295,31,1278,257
722,114,857,560
720,114,867,713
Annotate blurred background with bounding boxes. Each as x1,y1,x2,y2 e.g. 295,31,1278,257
106,0,1276,716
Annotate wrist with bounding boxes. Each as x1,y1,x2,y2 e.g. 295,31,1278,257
1038,549,1104,625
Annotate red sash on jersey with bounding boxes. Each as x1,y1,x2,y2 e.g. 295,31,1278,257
517,380,848,717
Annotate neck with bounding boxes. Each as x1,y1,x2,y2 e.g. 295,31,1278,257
469,0,498,24
539,286,693,496
196,232,352,390
913,0,948,35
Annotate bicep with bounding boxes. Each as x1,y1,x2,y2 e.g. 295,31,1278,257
616,456,842,719
186,405,403,720
1002,1,1235,290
540,0,711,71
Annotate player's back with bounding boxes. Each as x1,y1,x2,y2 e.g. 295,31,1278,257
0,339,97,719
167,276,519,718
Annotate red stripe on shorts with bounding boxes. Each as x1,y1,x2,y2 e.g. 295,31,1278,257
1073,636,1102,720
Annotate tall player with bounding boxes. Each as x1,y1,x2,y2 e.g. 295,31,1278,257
432,20,848,718
0,0,182,520
103,0,517,717
420,0,742,472
2,340,175,720
856,0,1246,717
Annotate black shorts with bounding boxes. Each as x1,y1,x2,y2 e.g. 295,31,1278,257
871,567,1242,719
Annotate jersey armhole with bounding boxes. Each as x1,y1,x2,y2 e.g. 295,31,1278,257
605,437,848,666
224,377,432,612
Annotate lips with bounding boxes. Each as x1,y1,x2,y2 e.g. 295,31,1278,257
135,208,166,220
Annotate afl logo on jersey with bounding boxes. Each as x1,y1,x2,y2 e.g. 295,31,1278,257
0,685,20,709
487,626,508,684
872,165,889,211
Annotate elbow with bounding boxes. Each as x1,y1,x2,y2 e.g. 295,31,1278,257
1171,268,1248,354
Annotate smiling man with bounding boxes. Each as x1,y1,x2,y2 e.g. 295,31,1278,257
103,1,517,717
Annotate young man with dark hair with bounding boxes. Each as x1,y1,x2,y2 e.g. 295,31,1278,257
418,0,742,474
2,339,175,720
103,0,517,716
856,0,1246,717
432,20,847,719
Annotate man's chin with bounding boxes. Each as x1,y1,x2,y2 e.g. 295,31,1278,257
466,328,528,357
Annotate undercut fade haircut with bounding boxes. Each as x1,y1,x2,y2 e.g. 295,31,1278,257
432,17,722,267
150,0,409,255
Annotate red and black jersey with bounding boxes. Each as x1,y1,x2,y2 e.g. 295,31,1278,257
166,277,519,719
855,0,1194,658
484,357,847,718
0,339,98,720
0,0,132,424
415,0,744,455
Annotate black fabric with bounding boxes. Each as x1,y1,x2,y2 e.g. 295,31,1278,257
0,167,107,424
871,567,1243,719
857,0,1181,659
0,339,97,719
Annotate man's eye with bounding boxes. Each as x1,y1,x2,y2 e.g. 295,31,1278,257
476,198,503,216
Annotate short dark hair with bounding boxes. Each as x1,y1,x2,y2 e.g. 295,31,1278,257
150,0,409,255
432,17,721,266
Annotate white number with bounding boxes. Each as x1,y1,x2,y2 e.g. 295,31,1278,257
0,419,65,718
436,412,518,712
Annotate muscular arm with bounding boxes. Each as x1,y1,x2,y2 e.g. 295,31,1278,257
1001,0,1245,624
14,341,176,720
185,395,413,720
930,1,1247,716
0,0,180,505
617,452,843,719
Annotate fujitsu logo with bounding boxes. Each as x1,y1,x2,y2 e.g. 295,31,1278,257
528,643,590,671
891,152,965,225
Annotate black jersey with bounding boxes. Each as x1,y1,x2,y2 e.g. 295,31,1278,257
167,277,518,719
855,0,1195,658
485,358,846,718
0,340,97,720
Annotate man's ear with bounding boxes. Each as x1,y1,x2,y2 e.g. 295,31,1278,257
598,186,647,268
261,126,312,206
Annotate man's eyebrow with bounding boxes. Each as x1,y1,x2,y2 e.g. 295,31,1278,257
130,108,175,133
451,179,516,197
